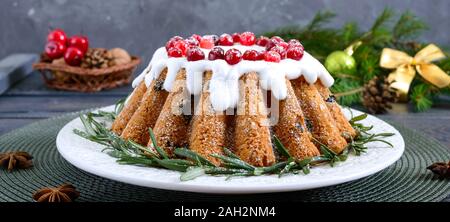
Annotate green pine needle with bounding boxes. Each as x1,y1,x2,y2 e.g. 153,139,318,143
410,84,434,112
393,10,427,41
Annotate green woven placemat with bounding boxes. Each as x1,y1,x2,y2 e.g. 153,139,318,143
0,112,449,202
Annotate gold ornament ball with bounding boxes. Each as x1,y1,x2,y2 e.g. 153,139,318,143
324,51,357,75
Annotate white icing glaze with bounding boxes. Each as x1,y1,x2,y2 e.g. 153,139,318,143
132,44,334,111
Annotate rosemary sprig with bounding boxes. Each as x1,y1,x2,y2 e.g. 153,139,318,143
73,102,395,181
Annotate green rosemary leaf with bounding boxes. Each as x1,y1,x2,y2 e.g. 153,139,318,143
117,156,158,166
296,158,312,168
92,110,116,121
261,161,288,173
128,140,158,157
253,168,264,176
339,147,349,161
154,159,192,172
180,167,206,181
222,147,239,159
273,135,292,158
148,128,168,159
210,154,255,171
73,128,89,139
107,150,124,158
204,167,249,175
319,144,337,158
366,139,394,148
278,161,297,178
174,148,214,167
302,165,311,175
115,98,126,115
309,156,331,164
373,132,395,137
79,114,95,135
317,143,340,167
350,113,368,124
351,144,367,156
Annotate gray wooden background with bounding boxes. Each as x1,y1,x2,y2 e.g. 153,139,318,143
1,0,449,73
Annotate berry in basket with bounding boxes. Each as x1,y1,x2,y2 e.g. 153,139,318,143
33,28,140,92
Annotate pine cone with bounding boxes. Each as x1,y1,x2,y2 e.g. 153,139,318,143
80,48,113,69
362,76,397,114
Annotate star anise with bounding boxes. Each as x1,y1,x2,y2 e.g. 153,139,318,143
427,161,450,179
0,151,33,172
32,184,80,202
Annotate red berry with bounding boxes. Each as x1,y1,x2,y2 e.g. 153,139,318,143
203,35,219,46
167,47,183,57
270,45,286,59
199,37,215,49
45,41,66,59
242,50,261,61
271,36,284,44
265,39,278,51
218,34,234,46
224,49,242,65
64,47,84,66
210,35,219,45
232,33,240,43
239,32,256,46
47,29,67,45
264,51,281,63
186,47,205,61
191,34,202,42
173,40,188,55
286,46,304,61
256,36,270,47
185,37,199,48
165,36,183,50
257,51,266,60
68,35,89,54
208,47,225,60
277,41,289,50
171,36,183,42
288,39,303,49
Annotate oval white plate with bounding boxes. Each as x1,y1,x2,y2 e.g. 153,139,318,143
57,106,404,194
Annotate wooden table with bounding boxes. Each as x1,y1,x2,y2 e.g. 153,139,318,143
1,71,449,202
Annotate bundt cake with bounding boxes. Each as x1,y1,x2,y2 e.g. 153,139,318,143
112,32,356,167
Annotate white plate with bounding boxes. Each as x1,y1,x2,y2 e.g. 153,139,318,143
56,106,404,194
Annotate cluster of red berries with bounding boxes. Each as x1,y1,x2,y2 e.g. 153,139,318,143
165,32,304,65
44,29,89,66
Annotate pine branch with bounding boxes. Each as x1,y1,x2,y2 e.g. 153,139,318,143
331,78,363,106
393,11,427,41
342,22,360,44
360,8,394,45
410,83,433,112
307,11,336,31
370,8,394,32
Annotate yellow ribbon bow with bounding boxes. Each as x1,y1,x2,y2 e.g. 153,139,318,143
380,44,450,101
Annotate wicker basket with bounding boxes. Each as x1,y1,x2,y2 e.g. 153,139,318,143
32,56,141,92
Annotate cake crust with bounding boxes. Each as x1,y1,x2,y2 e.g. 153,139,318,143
234,72,275,167
148,69,191,156
315,81,357,140
273,79,320,159
120,69,169,145
111,81,147,135
189,71,227,166
291,77,348,154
